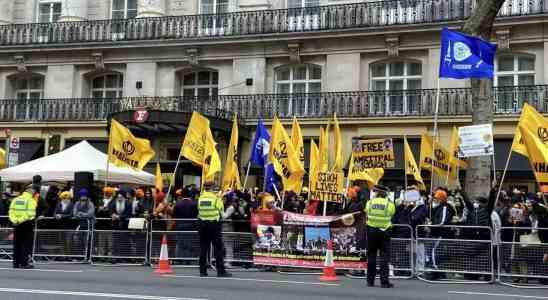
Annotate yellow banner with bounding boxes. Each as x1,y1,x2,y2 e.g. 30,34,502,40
512,103,548,158
331,114,343,172
419,133,453,177
519,124,548,184
449,126,469,169
310,171,344,203
108,119,155,170
309,139,319,191
268,116,305,193
291,117,304,193
180,112,211,165
319,125,329,172
404,137,425,190
348,153,384,188
155,162,163,192
0,148,5,169
222,115,241,191
202,128,221,183
351,138,395,168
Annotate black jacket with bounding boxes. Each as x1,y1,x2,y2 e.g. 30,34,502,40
431,202,454,238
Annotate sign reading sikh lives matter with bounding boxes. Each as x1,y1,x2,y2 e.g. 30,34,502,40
310,172,344,203
351,138,395,168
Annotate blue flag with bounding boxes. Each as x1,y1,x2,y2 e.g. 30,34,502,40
264,163,280,194
249,119,271,166
439,27,497,79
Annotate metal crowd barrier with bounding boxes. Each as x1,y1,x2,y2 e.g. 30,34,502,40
90,218,149,265
219,220,254,266
32,217,91,263
497,227,548,288
415,225,494,283
390,224,414,279
149,219,201,266
0,216,13,261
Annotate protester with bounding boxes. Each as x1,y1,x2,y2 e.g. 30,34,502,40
172,188,198,262
9,185,38,269
96,187,115,259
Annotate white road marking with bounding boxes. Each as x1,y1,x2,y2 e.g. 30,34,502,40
448,291,548,299
0,267,83,273
0,287,207,300
164,274,341,287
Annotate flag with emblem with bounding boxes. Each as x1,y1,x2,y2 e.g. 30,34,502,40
511,103,548,158
309,139,320,192
319,125,329,172
222,115,241,191
331,113,343,172
404,137,425,190
108,119,155,170
419,133,453,177
347,153,384,189
290,117,304,193
518,124,548,184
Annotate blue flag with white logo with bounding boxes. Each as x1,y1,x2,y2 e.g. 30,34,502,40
249,119,271,166
439,27,497,79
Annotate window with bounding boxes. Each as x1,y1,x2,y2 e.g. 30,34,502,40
112,0,138,19
200,0,229,14
181,70,219,98
38,1,62,23
495,55,535,112
370,60,422,114
91,74,124,98
15,76,44,100
286,0,320,31
287,0,320,8
275,64,322,116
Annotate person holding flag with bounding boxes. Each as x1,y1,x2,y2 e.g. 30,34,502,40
248,119,280,197
222,114,241,191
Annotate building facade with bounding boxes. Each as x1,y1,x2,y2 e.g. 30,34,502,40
0,0,546,190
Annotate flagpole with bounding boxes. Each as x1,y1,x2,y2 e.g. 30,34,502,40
428,78,441,218
242,161,251,190
403,135,408,193
494,150,512,208
491,150,497,187
322,198,327,216
166,154,182,203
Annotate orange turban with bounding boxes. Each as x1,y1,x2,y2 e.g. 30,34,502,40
135,189,145,198
541,185,548,193
434,190,448,203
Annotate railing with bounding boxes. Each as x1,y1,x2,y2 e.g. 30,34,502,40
0,85,546,122
0,0,545,46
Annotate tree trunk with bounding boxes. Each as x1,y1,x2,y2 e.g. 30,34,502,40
461,0,506,199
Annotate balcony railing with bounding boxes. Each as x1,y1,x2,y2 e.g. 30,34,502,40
0,0,545,46
0,85,546,122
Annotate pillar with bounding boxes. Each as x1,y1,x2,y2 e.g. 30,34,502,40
0,0,14,24
58,0,88,22
137,0,165,18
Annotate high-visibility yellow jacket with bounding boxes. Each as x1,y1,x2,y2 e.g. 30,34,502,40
198,191,224,221
365,197,395,231
9,192,37,225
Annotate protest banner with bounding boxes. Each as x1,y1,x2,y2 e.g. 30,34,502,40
309,171,344,203
351,138,395,168
458,124,494,158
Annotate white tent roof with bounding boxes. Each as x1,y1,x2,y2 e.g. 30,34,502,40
0,141,154,185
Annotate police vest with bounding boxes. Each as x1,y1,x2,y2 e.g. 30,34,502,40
198,191,222,221
366,197,395,231
9,192,37,225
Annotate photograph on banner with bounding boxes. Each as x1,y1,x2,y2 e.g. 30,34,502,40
309,171,344,203
351,138,395,168
458,124,494,158
252,211,366,269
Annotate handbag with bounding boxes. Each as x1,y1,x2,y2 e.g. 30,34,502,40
519,232,541,247
128,218,146,230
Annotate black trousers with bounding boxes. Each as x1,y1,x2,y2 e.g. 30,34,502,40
13,221,34,268
199,220,225,274
367,226,391,285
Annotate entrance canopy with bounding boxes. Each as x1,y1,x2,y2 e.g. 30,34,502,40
0,141,154,185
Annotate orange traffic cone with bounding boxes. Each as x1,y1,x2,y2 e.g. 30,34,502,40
155,235,174,275
319,240,338,282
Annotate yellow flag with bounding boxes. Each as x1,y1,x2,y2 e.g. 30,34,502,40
404,137,425,190
447,127,468,185
155,162,163,192
222,115,241,191
0,148,5,169
348,153,384,189
331,113,343,172
291,116,305,165
512,103,548,158
202,128,221,182
108,119,155,170
319,126,329,172
419,133,453,177
309,139,319,191
518,124,548,184
269,116,305,192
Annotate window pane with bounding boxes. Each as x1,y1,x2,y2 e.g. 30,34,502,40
29,92,41,99
294,65,307,80
212,72,219,84
30,77,43,89
408,63,422,76
183,89,195,97
105,91,117,99
16,92,27,100
118,75,124,87
371,63,386,77
389,62,404,76
373,80,386,90
278,84,290,94
113,0,124,10
277,68,290,81
112,11,124,19
498,76,514,87
518,56,534,71
52,3,61,21
92,91,103,99
310,66,322,80
128,0,138,10
389,80,404,91
183,73,196,86
211,88,218,96
407,79,421,90
309,82,321,93
305,0,319,7
293,83,306,93
518,75,534,86
39,4,50,23
105,75,117,88
498,56,514,72
127,9,138,18
217,0,229,13
198,72,211,85
201,0,214,14
16,79,27,90
198,88,210,97
288,0,302,8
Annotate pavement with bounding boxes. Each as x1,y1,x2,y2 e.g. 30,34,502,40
0,263,546,300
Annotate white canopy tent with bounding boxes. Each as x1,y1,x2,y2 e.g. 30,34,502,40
0,141,154,185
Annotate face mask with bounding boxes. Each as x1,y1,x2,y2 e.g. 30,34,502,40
432,202,440,208
473,202,480,209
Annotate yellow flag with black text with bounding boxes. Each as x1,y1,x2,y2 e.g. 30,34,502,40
309,139,319,191
512,103,548,158
319,126,329,172
519,124,548,184
202,128,221,182
269,116,305,192
419,133,453,177
348,153,384,189
291,116,305,166
180,112,210,165
332,113,343,172
222,115,241,191
404,137,425,190
155,162,163,192
448,127,467,185
108,119,155,170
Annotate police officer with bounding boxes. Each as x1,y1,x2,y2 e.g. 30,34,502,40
364,184,395,288
9,185,38,269
197,181,232,278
